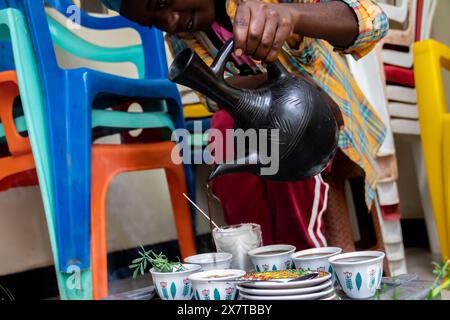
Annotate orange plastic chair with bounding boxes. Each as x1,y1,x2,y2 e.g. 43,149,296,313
0,71,197,300
91,142,196,299
0,71,35,180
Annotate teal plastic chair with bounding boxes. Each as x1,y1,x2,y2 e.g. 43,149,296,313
0,7,67,298
0,110,175,139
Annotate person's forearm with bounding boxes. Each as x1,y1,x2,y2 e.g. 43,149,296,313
288,1,359,49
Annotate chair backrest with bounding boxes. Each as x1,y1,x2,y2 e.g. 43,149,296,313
0,40,14,70
0,71,31,155
46,9,145,79
4,0,169,81
46,0,169,79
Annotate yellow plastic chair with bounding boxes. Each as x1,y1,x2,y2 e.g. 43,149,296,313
183,103,214,119
414,39,450,260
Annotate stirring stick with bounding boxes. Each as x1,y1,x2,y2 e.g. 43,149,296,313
183,193,223,231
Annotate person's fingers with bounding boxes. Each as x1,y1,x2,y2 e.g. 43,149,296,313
253,10,278,61
233,2,251,57
264,19,293,64
244,5,267,56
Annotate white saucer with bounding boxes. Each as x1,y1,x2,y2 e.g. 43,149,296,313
237,280,333,296
241,272,332,289
239,286,335,300
321,293,337,300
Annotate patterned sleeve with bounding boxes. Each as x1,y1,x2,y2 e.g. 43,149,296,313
335,0,389,60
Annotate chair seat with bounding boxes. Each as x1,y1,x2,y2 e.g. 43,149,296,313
384,65,415,87
0,168,37,191
388,102,419,120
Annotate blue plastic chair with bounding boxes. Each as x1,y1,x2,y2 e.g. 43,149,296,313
3,0,195,299
45,0,195,202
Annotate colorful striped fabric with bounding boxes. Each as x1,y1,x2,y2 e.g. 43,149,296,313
167,0,389,207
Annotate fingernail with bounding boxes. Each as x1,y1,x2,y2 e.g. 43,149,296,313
235,49,243,56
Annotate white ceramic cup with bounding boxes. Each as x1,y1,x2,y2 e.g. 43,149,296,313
189,269,246,300
184,252,233,271
291,247,342,283
248,244,296,272
329,251,385,299
150,264,202,300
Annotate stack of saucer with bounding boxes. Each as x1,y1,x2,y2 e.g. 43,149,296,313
237,270,335,300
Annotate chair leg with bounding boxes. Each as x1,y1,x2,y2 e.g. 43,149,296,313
443,117,450,261
56,270,93,300
91,167,111,300
370,206,391,277
165,163,197,259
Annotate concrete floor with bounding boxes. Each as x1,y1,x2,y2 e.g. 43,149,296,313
404,248,450,300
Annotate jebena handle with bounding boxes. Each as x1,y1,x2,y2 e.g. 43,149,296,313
210,39,289,84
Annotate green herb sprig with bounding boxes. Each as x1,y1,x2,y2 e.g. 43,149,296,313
0,284,14,301
426,260,450,300
129,246,186,279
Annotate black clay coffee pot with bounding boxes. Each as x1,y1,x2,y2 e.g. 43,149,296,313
169,39,342,181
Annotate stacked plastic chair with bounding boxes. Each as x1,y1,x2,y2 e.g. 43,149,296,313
414,39,450,261
379,0,441,257
0,0,197,299
346,46,407,276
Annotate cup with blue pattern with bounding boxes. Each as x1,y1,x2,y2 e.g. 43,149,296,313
189,269,246,300
151,264,201,300
329,251,385,299
248,244,296,273
291,247,342,285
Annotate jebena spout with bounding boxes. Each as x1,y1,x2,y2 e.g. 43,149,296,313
169,45,241,111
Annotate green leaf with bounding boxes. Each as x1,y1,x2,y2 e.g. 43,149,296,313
170,282,177,299
129,264,139,269
195,290,200,300
143,259,147,270
133,267,140,279
356,272,362,291
132,257,143,264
